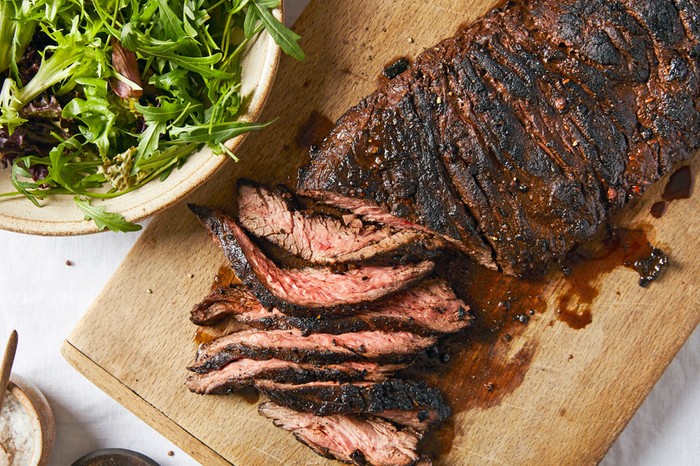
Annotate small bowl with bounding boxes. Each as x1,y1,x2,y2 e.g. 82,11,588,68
72,448,160,466
0,8,283,236
1,376,55,466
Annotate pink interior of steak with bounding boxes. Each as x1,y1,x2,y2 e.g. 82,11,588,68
259,402,420,466
220,213,436,307
190,329,438,372
239,182,426,264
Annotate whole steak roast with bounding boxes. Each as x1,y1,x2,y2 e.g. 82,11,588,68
299,0,700,276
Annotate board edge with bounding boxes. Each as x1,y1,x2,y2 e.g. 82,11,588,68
61,340,234,466
590,320,700,465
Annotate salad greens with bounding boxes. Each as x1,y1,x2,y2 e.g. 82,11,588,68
0,0,302,232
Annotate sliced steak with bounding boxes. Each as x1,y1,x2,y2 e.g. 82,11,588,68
373,408,442,432
190,285,257,326
255,379,451,420
192,279,471,336
189,329,438,373
190,204,435,310
259,402,421,466
186,359,405,395
191,286,301,330
238,181,438,264
297,189,497,270
280,278,471,335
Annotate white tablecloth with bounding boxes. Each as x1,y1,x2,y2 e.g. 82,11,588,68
1,1,698,465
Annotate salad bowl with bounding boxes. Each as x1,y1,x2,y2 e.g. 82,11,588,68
0,5,283,236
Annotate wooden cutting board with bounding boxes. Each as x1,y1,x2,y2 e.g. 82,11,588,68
63,0,700,465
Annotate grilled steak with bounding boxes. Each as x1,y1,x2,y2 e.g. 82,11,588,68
372,408,442,432
187,0,700,463
259,402,422,466
190,285,256,325
186,359,406,395
238,180,439,264
298,0,700,276
190,204,435,310
255,379,451,420
296,190,496,269
191,280,471,336
189,329,438,373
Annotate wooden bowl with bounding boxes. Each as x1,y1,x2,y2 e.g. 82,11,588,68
2,377,55,466
0,9,283,236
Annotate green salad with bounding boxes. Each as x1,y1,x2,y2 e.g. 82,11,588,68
0,0,302,231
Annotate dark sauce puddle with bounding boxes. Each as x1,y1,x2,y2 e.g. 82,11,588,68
556,227,669,329
649,165,695,218
421,225,669,460
434,259,548,408
237,386,261,405
420,260,548,460
193,265,242,346
650,201,667,219
663,166,694,201
296,111,334,151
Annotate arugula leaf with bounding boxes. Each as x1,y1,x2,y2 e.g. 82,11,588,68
243,5,258,40
135,99,200,123
62,78,117,156
74,197,142,232
134,141,197,172
155,0,188,39
169,120,272,145
249,0,304,61
10,157,43,207
121,26,232,79
136,120,167,160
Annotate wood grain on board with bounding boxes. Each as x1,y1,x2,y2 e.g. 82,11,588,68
62,0,700,465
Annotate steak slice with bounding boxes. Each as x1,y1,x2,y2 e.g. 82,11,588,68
191,279,472,336
255,379,451,420
259,402,421,466
373,408,442,432
186,359,405,395
190,285,258,325
238,181,438,264
189,329,438,373
297,189,497,270
190,204,435,310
